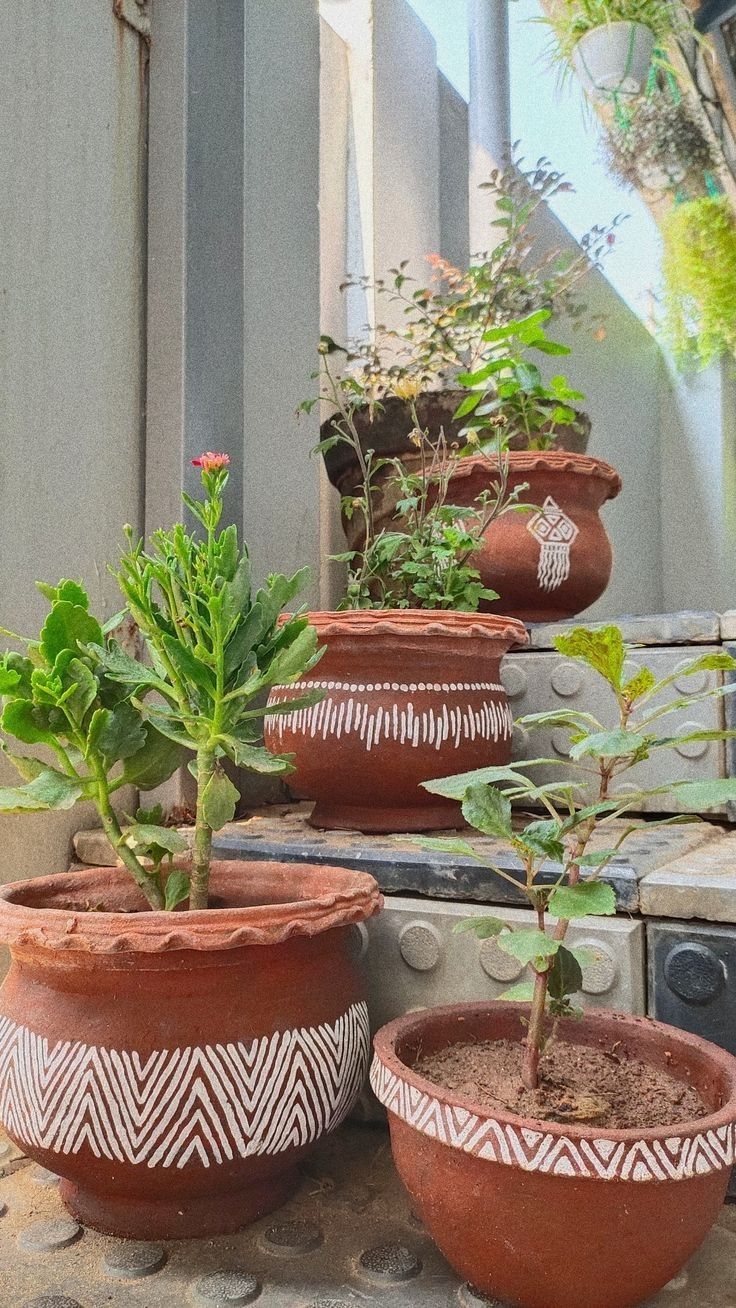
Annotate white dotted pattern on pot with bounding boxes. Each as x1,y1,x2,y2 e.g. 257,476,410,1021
267,682,512,752
0,1004,369,1170
370,1055,736,1183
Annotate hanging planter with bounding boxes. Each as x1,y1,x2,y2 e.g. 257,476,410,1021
572,20,655,99
601,94,720,197
662,195,736,368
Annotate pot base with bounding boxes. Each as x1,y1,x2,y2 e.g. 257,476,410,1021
59,1167,299,1240
309,801,463,834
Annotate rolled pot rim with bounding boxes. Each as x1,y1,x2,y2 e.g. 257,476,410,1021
0,859,383,955
294,609,529,648
372,1000,736,1145
449,450,622,500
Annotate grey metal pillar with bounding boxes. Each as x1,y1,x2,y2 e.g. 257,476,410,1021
468,0,511,254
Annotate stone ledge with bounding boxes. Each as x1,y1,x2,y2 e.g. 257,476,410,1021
640,832,736,924
525,610,721,650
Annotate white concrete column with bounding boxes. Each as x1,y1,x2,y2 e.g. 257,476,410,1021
468,0,511,254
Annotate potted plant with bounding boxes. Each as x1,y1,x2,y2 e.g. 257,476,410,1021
0,453,382,1240
544,0,697,102
265,367,528,832
372,624,736,1308
661,194,736,368
601,92,720,198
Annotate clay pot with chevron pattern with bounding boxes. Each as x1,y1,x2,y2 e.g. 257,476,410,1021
264,609,527,833
0,860,381,1239
372,1002,736,1308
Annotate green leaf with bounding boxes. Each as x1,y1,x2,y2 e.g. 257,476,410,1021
547,946,583,1002
498,929,560,967
95,641,171,694
622,667,657,701
1,699,55,746
517,709,602,732
577,849,619,867
136,704,196,748
498,981,536,1003
90,701,146,766
669,779,736,811
0,769,84,813
201,766,239,830
125,823,188,855
422,760,556,799
453,916,508,938
101,609,128,635
40,602,103,666
553,626,625,691
569,729,648,761
412,837,487,861
548,881,616,920
164,871,191,912
1,751,47,782
221,554,252,630
37,579,90,609
520,819,565,862
64,658,98,723
121,726,185,790
246,687,325,721
462,784,513,839
218,735,293,774
162,635,216,695
453,390,485,419
0,666,21,695
267,623,319,684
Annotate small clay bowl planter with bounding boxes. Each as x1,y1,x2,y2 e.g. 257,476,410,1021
445,450,622,623
264,609,527,833
0,861,381,1240
372,1002,736,1308
572,21,656,101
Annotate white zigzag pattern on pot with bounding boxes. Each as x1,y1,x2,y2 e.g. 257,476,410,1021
267,683,512,753
0,1003,369,1171
370,1056,736,1184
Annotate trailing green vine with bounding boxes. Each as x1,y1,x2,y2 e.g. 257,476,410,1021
661,196,736,368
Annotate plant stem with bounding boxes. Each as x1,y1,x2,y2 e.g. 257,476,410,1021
190,746,215,909
95,772,166,910
523,968,550,1092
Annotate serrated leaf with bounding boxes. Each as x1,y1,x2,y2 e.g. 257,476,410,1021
201,766,239,830
40,602,102,666
95,641,170,694
577,849,619,867
622,667,657,701
125,823,188,855
412,837,487,861
569,729,648,761
121,726,185,790
462,784,513,839
548,881,616,920
669,779,736,810
498,929,559,966
219,735,293,774
453,916,508,938
547,946,583,1001
65,658,98,723
92,701,147,766
498,981,536,1003
0,769,84,812
520,819,565,862
164,870,191,912
2,699,56,746
422,760,557,799
553,626,625,691
0,667,21,695
1,751,47,782
162,635,216,695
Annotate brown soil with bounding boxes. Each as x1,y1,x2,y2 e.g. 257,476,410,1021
415,1037,709,1130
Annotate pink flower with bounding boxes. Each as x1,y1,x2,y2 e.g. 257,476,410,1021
191,452,230,472
606,234,616,246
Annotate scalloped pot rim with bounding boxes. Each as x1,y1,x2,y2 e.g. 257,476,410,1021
372,1002,736,1172
0,861,383,954
297,609,529,646
451,450,622,499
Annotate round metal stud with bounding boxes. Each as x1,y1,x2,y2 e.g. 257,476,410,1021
577,941,618,996
18,1219,82,1254
192,1270,262,1305
399,922,442,972
22,1298,84,1308
262,1219,323,1255
550,662,583,698
500,664,527,699
102,1240,167,1279
358,1242,422,1283
664,942,725,1005
479,936,523,984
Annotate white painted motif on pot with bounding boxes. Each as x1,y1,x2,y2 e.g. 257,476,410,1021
370,1056,736,1184
526,497,579,592
267,681,512,753
0,1003,369,1170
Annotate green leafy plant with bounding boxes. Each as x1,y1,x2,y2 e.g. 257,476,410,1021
418,625,736,1092
310,345,526,610
543,0,697,66
100,453,323,909
336,153,621,448
661,195,736,367
0,583,184,910
601,93,719,199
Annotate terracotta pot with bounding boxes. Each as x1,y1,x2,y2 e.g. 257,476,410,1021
0,861,381,1239
446,450,622,622
372,1002,736,1308
264,609,527,833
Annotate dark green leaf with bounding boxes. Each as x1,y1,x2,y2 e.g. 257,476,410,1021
201,766,239,830
121,726,185,790
164,871,191,912
547,946,583,1001
218,735,293,773
548,881,616,920
65,658,98,723
91,702,146,766
520,819,565,862
162,636,216,695
462,784,513,839
569,729,648,761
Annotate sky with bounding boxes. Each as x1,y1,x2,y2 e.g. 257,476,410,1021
406,0,663,321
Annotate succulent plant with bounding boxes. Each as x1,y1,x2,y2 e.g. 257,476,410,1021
601,95,719,198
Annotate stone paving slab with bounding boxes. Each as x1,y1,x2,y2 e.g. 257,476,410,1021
212,804,723,913
525,611,721,650
640,832,736,923
0,1124,733,1306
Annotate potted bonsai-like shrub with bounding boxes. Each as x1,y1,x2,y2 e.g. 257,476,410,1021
544,0,697,102
264,356,528,833
0,453,381,1240
372,625,736,1308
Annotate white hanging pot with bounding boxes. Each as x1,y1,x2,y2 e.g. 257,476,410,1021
571,21,656,100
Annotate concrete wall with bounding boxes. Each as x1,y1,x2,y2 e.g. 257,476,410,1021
0,2,148,882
